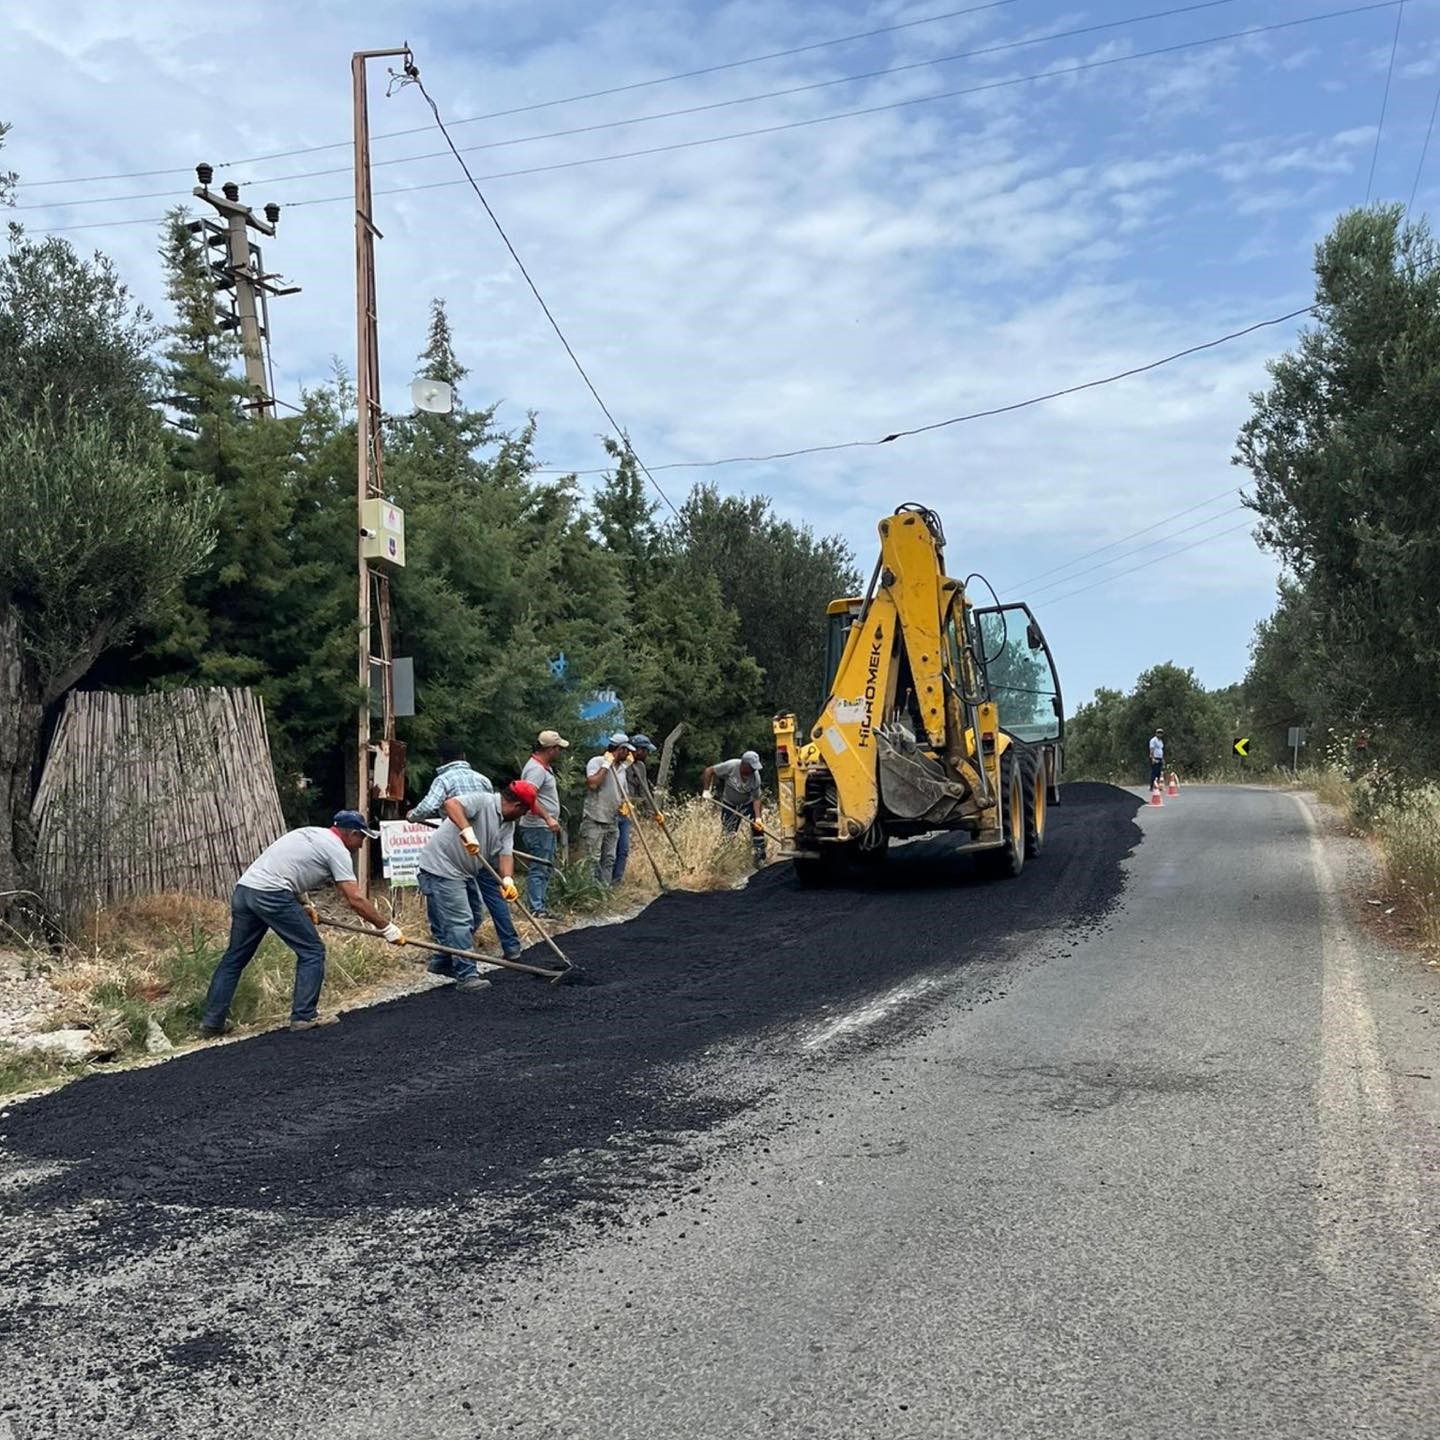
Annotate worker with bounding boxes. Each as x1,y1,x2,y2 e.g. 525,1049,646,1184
518,728,569,917
612,733,656,883
200,810,405,1037
582,732,631,885
1149,727,1165,787
414,780,545,991
407,738,492,821
702,750,767,866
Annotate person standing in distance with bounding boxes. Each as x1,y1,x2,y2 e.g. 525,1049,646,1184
612,733,656,884
1149,727,1165,788
201,811,405,1036
519,729,568,917
702,749,768,867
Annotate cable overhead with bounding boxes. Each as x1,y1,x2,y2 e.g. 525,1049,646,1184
1042,519,1255,605
16,1,1027,189
28,2,1400,229
14,0,1245,209
1021,504,1249,600
528,306,1313,477
1010,485,1242,589
1406,75,1440,215
1366,0,1405,203
402,66,682,522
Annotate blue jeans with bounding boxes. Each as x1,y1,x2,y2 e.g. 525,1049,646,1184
418,868,522,977
203,885,326,1026
613,817,631,883
518,826,557,912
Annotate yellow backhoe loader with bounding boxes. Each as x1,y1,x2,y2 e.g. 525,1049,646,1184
772,504,1063,884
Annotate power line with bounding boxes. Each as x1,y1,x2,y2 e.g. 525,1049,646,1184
1406,75,1440,215
402,68,683,523
1012,488,1243,590
1021,504,1249,600
532,305,1313,477
1366,0,1405,203
15,0,1026,189
15,0,1245,210
1041,519,1255,605
29,2,1401,234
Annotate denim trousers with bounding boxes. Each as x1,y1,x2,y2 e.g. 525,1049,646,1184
203,884,326,1026
612,817,631,883
418,868,522,977
518,826,558,912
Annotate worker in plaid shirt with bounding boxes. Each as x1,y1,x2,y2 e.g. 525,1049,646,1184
407,740,493,822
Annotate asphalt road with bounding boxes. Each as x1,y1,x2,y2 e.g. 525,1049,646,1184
2,784,1438,1438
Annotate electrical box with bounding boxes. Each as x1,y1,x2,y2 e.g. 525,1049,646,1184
361,498,405,568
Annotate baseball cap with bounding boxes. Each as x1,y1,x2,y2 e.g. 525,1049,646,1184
537,729,570,748
608,731,631,748
741,749,763,770
506,779,545,814
630,733,654,750
333,809,380,839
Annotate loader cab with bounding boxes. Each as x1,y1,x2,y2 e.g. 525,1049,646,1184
823,597,864,694
973,602,1064,744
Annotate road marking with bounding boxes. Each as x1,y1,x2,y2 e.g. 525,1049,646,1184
1296,795,1437,1318
802,979,938,1051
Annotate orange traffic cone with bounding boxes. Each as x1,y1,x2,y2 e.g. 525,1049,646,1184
1149,784,1163,807
1167,772,1179,797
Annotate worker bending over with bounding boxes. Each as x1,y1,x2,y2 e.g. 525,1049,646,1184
703,750,767,867
582,733,631,885
415,780,544,991
518,729,568,917
201,810,405,1036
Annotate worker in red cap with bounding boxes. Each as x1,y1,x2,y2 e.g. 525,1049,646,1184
414,779,545,991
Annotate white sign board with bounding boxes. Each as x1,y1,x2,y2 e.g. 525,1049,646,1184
379,820,432,887
1288,726,1307,748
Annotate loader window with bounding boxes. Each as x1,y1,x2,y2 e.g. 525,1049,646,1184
974,603,1063,743
823,604,860,695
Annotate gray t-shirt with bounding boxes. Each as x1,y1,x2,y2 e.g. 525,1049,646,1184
714,758,762,810
583,755,626,825
417,791,515,881
518,755,560,830
239,827,356,896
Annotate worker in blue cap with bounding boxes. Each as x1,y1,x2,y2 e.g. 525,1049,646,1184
612,733,658,883
581,732,632,884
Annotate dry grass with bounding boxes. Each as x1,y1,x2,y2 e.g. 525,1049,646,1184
608,793,775,902
1372,783,1440,950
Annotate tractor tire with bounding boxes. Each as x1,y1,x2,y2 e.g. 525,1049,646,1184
978,747,1025,879
1022,746,1047,858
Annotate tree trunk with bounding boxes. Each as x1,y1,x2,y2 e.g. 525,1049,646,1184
0,606,46,921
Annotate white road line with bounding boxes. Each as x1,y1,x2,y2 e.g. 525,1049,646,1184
801,978,939,1051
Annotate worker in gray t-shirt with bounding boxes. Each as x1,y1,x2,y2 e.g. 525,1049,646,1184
702,750,767,867
581,733,632,885
201,811,405,1037
518,729,568,917
414,781,544,990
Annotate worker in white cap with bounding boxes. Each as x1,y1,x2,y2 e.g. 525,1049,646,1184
702,749,767,866
518,728,569,916
581,732,632,885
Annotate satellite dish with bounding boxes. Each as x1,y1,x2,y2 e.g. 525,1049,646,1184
410,377,453,414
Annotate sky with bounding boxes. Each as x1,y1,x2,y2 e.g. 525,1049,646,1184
5,0,1439,709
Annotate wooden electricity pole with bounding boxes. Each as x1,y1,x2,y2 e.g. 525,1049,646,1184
352,44,413,890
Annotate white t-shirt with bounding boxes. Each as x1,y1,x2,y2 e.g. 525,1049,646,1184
1149,736,1165,761
239,827,356,895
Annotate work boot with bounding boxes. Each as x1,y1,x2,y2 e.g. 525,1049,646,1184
455,976,492,993
290,1014,340,1032
199,1021,233,1039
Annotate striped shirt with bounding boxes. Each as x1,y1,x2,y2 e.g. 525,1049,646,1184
408,760,493,821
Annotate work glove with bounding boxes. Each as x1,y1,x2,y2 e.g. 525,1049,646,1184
619,801,633,818
499,876,519,903
303,903,320,925
459,825,480,856
653,812,666,827
751,820,766,836
382,922,406,946
600,754,614,770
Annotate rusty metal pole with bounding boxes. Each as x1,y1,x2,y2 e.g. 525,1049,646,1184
353,45,410,892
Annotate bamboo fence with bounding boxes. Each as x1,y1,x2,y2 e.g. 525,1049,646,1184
32,687,287,931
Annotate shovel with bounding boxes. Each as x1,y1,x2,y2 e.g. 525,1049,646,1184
320,917,576,985
702,793,785,846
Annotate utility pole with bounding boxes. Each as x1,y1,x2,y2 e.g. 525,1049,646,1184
190,165,300,417
353,44,414,891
